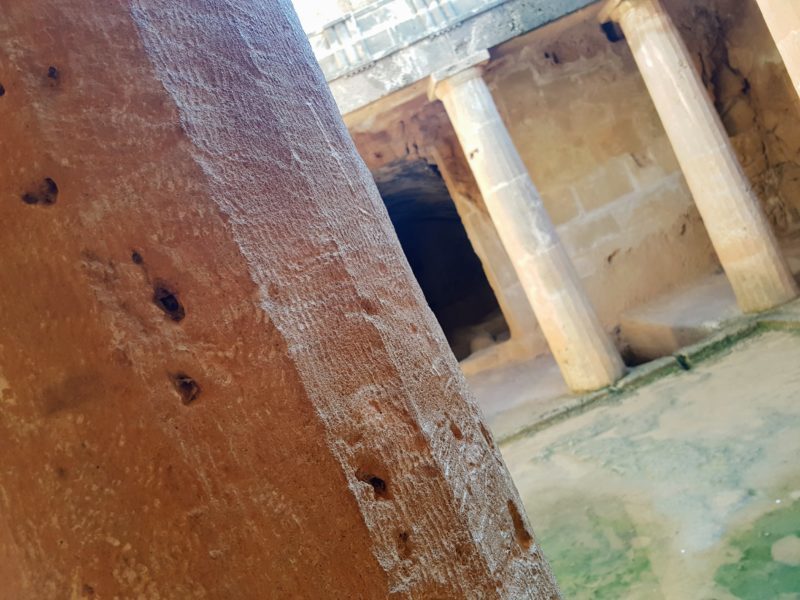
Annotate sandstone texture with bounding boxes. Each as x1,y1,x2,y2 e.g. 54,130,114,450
673,0,800,235
0,1,559,597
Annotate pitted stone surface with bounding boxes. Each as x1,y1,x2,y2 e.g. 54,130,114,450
0,0,559,597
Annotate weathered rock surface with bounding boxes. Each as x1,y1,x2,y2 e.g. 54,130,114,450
0,0,559,597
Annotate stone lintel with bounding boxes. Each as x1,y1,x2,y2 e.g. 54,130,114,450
326,0,597,115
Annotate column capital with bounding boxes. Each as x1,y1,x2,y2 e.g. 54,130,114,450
599,0,635,23
427,50,490,101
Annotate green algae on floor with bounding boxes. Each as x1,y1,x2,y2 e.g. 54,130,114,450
715,498,800,599
536,496,659,599
501,331,800,599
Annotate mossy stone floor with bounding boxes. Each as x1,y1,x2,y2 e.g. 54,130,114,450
501,330,800,598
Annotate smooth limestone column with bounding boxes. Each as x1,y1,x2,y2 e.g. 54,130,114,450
755,0,800,98
430,54,625,392
601,0,798,312
430,145,544,363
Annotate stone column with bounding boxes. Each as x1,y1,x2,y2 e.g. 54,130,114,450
755,0,800,98
430,54,626,392
601,0,798,312
0,1,560,597
429,143,547,365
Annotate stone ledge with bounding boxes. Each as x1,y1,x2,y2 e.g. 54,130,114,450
324,0,598,115
497,297,800,446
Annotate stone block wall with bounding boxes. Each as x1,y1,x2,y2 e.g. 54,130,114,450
672,0,800,233
483,7,720,346
348,0,800,361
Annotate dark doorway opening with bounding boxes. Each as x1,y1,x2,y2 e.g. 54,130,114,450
374,160,509,360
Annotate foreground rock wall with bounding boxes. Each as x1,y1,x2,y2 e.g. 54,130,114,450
0,1,559,597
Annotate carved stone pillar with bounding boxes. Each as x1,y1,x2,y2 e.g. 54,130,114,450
430,54,626,392
0,1,560,597
601,0,798,312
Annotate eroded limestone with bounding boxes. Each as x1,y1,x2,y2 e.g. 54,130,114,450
0,1,559,597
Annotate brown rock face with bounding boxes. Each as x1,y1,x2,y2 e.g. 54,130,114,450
0,1,559,597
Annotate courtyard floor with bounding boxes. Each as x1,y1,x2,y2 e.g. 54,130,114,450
479,308,800,598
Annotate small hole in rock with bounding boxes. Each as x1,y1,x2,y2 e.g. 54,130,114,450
21,177,58,205
47,66,59,80
368,476,386,496
397,530,412,559
507,500,533,550
82,583,95,597
171,373,200,405
0,84,5,97
601,21,625,43
449,422,463,440
131,251,143,264
153,285,185,321
43,177,58,198
357,470,389,499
